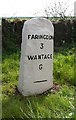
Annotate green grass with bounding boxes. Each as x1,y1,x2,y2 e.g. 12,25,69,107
2,86,75,118
54,53,74,85
2,53,19,83
2,47,75,119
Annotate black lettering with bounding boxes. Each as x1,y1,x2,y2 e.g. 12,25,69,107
38,55,41,59
39,35,43,39
31,35,35,39
27,55,34,60
28,35,31,39
44,35,48,39
39,64,43,70
46,35,49,39
47,54,50,59
49,35,54,40
42,54,44,59
35,35,38,39
44,35,46,39
50,54,52,59
27,54,52,60
40,43,44,49
34,55,37,60
28,35,54,40
44,54,47,59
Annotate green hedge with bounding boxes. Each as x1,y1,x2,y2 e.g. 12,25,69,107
2,18,76,53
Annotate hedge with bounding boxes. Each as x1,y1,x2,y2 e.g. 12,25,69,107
2,18,76,53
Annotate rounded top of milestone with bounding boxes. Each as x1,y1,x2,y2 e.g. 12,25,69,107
23,17,54,37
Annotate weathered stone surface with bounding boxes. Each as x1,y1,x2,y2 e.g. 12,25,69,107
18,18,54,96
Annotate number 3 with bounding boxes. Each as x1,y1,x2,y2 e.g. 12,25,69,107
40,43,44,49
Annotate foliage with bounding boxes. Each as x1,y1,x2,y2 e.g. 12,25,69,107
2,52,20,83
44,0,72,18
54,51,75,85
2,85,75,119
2,47,75,119
2,19,24,53
2,17,75,119
2,18,76,53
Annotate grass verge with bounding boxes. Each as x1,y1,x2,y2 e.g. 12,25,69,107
2,47,75,118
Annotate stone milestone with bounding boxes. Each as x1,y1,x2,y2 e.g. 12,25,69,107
18,18,54,96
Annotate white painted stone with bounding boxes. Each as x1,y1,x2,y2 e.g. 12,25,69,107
74,1,76,16
18,18,54,96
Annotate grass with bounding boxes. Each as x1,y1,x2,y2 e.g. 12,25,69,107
2,47,75,119
54,53,74,85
